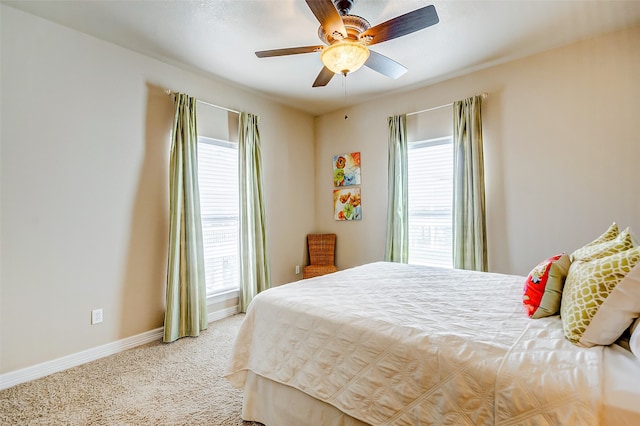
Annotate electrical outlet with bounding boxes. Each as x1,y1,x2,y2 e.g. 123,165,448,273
91,308,103,325
295,265,300,275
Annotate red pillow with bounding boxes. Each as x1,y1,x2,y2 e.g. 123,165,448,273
523,253,571,318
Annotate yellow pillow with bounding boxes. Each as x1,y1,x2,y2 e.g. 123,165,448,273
570,222,618,261
561,246,640,347
571,228,633,262
587,222,619,244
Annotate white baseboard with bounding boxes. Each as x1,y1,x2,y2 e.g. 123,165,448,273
208,305,239,323
0,305,238,391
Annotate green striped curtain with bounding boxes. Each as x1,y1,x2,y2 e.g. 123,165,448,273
384,114,409,263
238,112,271,312
163,93,208,343
453,95,488,271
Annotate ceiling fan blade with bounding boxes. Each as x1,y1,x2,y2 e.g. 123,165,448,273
305,0,347,39
312,66,335,87
360,5,439,46
255,45,323,58
364,51,407,79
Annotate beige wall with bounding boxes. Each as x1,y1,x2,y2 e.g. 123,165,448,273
315,25,640,276
0,5,315,374
2,3,639,376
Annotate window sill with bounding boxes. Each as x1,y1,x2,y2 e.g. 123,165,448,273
207,288,239,306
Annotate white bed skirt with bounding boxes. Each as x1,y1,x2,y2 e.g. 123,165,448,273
242,352,640,426
242,371,368,426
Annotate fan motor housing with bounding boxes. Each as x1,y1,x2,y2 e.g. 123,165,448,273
318,14,371,44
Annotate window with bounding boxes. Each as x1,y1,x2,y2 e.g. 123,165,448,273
197,136,239,297
408,136,453,268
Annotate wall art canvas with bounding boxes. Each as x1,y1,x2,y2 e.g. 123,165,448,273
333,152,361,187
334,187,361,221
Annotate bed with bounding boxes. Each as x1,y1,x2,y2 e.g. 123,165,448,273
225,261,640,425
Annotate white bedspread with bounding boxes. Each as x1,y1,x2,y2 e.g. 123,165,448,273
226,262,603,425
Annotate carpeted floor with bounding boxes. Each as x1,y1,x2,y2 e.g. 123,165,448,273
0,314,264,425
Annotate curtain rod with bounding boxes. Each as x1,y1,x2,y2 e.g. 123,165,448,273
406,92,488,117
164,89,240,115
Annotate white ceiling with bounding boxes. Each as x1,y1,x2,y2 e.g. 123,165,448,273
4,0,640,115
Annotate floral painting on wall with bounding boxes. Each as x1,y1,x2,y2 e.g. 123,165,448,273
334,188,361,221
333,152,361,187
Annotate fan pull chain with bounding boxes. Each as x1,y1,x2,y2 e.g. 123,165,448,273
343,74,348,120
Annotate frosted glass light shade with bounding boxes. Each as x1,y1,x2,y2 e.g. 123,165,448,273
320,41,370,75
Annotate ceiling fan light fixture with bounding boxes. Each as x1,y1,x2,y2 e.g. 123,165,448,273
320,40,370,75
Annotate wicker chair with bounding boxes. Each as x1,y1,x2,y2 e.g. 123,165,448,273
303,233,338,279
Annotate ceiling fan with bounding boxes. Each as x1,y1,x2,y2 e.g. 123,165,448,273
255,0,439,87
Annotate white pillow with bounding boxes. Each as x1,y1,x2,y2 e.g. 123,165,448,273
630,318,640,360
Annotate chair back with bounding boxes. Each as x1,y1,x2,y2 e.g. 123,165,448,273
307,234,336,266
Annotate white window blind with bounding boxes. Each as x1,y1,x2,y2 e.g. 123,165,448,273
197,136,239,296
408,137,453,268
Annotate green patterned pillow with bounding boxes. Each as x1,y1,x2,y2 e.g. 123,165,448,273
579,262,640,347
561,246,640,346
588,222,619,244
570,228,633,262
569,222,618,261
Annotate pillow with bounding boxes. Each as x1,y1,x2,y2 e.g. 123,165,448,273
569,222,618,261
630,318,640,360
561,246,640,347
570,228,633,262
523,253,571,318
578,262,640,347
586,222,619,245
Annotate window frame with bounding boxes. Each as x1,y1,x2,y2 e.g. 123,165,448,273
197,135,240,305
407,135,454,268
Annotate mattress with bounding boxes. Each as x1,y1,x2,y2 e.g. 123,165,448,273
226,262,637,425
